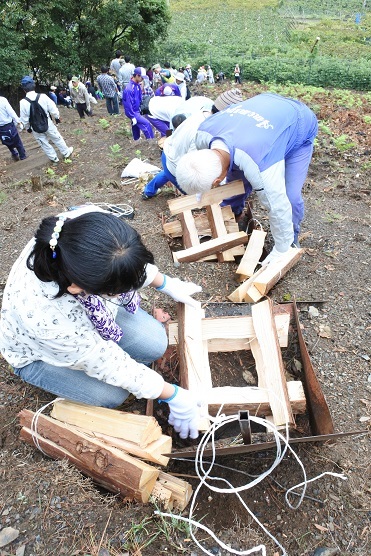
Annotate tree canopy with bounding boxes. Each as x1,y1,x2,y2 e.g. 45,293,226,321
0,0,170,87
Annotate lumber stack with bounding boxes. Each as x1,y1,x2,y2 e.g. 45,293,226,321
18,401,192,509
164,180,248,262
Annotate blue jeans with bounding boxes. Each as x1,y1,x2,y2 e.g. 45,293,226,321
106,94,119,115
143,151,186,197
14,307,168,408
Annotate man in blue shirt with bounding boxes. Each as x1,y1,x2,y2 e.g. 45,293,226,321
176,93,318,263
122,68,154,141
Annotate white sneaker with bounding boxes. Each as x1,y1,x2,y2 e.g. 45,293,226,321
64,146,74,158
51,157,59,163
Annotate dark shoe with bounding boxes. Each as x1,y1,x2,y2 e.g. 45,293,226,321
141,192,153,200
20,154,28,161
292,232,301,248
11,153,20,161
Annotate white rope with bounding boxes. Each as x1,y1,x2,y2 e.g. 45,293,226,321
30,397,65,455
155,397,347,556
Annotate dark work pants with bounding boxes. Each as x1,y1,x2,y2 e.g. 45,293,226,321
0,122,26,159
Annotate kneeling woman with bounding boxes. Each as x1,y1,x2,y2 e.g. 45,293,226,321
0,207,202,439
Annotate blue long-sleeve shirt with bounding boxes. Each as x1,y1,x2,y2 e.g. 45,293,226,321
122,79,142,118
195,93,318,251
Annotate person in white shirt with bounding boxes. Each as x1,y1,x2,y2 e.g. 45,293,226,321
174,72,187,100
110,50,123,77
146,91,183,136
20,76,73,163
0,95,27,161
0,206,202,439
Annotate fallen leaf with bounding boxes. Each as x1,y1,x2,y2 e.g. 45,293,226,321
319,325,333,339
314,523,329,532
359,416,370,422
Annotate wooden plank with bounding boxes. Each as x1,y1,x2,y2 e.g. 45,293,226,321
168,180,245,215
174,231,248,263
253,248,304,295
227,267,265,303
91,432,172,467
150,482,174,510
236,229,267,279
163,206,238,238
206,204,235,262
168,313,290,350
207,381,306,416
177,302,211,431
19,411,159,502
178,209,200,249
251,299,295,428
50,400,162,448
157,471,193,511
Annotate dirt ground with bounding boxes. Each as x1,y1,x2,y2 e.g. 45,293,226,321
0,82,370,556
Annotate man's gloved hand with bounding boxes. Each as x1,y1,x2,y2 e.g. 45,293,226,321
131,117,137,126
261,246,291,266
164,385,200,439
156,275,202,309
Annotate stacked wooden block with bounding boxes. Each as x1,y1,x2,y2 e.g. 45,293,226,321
18,400,192,509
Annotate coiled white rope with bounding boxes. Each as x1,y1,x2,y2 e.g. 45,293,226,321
30,397,65,455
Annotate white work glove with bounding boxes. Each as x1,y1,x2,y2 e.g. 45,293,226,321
18,122,24,131
163,385,201,439
131,117,137,126
156,275,202,308
261,246,291,266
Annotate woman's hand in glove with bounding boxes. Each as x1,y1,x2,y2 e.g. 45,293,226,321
156,275,202,309
161,385,200,439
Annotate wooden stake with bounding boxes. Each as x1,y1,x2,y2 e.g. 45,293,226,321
236,229,267,279
167,180,245,215
253,248,304,295
206,204,235,262
157,471,193,511
91,432,172,467
174,231,248,263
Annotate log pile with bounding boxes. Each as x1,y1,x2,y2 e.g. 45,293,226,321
18,401,192,509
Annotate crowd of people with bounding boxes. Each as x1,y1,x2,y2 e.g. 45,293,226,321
0,51,318,440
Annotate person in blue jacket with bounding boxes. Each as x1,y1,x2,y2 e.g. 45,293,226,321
176,93,318,263
122,67,154,141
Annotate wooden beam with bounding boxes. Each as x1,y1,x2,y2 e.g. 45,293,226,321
19,410,159,503
207,381,306,416
167,180,245,215
253,248,304,295
236,229,267,279
178,209,200,249
168,313,290,351
163,206,238,238
227,267,265,303
206,204,235,262
174,231,248,263
50,400,162,448
177,302,211,431
251,299,295,428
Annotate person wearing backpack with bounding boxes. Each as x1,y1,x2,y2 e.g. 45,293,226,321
20,76,73,163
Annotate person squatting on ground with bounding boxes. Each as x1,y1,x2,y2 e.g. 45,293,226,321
69,77,92,119
0,95,27,161
142,89,243,200
123,67,154,141
19,76,73,164
146,90,183,137
0,206,202,440
176,93,318,263
97,66,120,115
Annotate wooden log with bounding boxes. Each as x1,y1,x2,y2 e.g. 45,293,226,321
19,410,159,503
91,432,172,467
167,180,245,215
174,231,248,263
50,400,162,448
150,482,174,510
236,229,267,279
251,299,295,428
177,302,211,431
206,204,235,262
178,210,200,249
253,248,304,295
168,313,290,351
157,471,193,511
163,206,238,238
207,381,306,416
